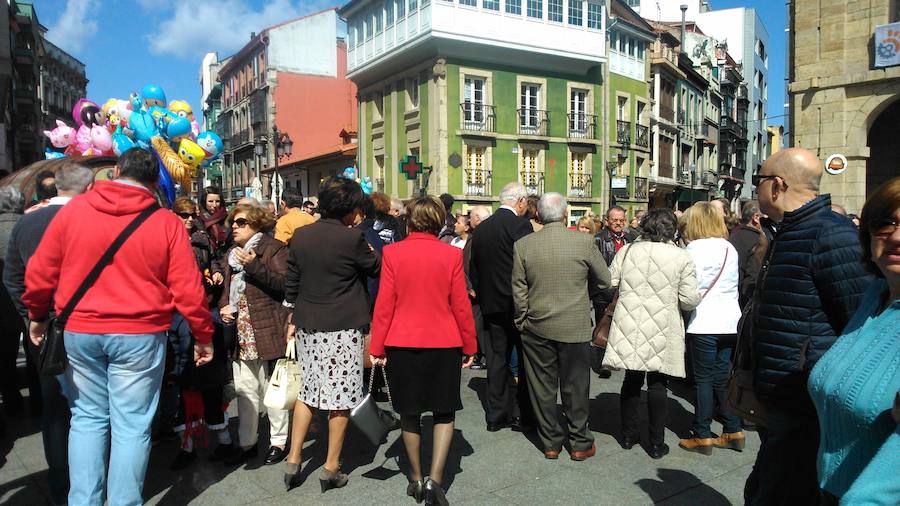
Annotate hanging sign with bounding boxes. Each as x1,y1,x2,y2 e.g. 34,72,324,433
399,155,424,180
825,154,847,175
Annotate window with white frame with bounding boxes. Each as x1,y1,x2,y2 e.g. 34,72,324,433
521,148,541,194
386,0,394,24
397,0,406,17
374,91,384,121
569,151,588,197
570,89,589,133
407,77,419,109
526,0,542,19
460,0,476,6
409,0,418,12
375,3,383,33
548,0,563,22
520,83,541,132
483,0,499,10
568,0,582,25
463,77,485,127
617,96,627,121
587,1,602,29
636,101,646,125
506,0,521,15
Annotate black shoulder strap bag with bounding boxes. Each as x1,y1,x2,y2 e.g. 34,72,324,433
39,205,159,375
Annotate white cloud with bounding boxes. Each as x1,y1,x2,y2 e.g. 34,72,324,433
148,0,334,60
45,0,101,54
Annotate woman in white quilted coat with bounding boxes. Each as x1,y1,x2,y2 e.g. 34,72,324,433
677,202,744,456
602,208,701,459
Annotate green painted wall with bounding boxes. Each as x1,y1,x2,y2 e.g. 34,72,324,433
609,70,650,214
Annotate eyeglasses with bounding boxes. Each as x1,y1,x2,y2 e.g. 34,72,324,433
751,174,785,188
233,218,249,228
869,218,899,238
176,212,195,219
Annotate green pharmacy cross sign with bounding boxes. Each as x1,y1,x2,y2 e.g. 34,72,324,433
400,155,424,180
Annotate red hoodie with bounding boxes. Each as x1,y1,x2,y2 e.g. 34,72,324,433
23,180,214,343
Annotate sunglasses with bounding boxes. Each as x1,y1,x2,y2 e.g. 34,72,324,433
751,174,785,187
176,212,195,219
869,218,899,238
233,218,249,228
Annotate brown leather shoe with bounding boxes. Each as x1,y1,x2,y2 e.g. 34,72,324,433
543,449,560,459
678,437,716,455
569,443,596,461
714,431,746,451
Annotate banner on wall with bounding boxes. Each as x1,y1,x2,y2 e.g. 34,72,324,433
875,21,900,68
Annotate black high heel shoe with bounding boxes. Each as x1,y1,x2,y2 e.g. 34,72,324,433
424,477,449,506
319,467,349,493
407,479,425,503
284,464,302,491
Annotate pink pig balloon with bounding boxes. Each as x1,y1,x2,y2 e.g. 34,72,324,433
89,124,113,153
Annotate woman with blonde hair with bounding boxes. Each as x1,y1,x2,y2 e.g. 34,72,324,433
576,215,599,235
677,201,743,455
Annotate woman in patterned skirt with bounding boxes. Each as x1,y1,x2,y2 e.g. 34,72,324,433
282,177,380,492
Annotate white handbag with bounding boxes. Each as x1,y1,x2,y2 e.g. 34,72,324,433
263,339,301,411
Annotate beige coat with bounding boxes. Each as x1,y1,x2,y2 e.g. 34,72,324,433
601,241,701,378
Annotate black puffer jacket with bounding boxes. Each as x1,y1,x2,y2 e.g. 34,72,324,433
751,195,872,412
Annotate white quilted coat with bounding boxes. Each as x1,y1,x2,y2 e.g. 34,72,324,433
601,241,701,378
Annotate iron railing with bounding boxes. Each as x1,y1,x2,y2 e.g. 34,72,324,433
464,168,491,196
635,125,649,148
568,173,592,198
521,170,544,195
460,103,496,133
567,113,597,140
517,108,550,136
633,176,649,200
616,120,631,145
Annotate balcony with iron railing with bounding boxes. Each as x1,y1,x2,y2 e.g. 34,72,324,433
567,113,597,141
517,109,550,137
460,103,496,134
375,178,385,192
568,173,592,198
633,176,648,200
635,124,649,148
677,167,691,185
677,109,686,126
658,161,674,179
616,120,631,145
521,171,545,195
464,168,492,197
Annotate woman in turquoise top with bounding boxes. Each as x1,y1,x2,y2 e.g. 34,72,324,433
809,176,900,504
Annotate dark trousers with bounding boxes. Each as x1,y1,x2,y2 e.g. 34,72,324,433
483,312,531,425
688,333,741,437
520,333,593,452
471,302,489,360
744,414,821,506
39,373,70,504
621,370,668,446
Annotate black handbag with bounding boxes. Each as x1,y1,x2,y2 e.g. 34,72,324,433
350,365,398,445
38,205,159,376
725,300,769,427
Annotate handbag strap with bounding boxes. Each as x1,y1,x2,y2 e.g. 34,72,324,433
616,241,634,287
57,205,160,325
367,365,392,405
700,247,729,301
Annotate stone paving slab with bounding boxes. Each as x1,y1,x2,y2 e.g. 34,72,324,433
0,367,758,505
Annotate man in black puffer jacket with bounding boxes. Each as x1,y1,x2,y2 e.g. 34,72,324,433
742,148,872,506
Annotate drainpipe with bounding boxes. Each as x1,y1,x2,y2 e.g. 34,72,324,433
604,19,618,211
680,5,688,50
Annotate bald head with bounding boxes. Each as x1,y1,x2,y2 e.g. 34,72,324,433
762,148,823,193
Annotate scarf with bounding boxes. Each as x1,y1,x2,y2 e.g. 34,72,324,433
202,207,228,246
228,232,263,309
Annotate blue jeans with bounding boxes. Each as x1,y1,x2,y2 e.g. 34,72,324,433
64,332,167,506
688,333,741,438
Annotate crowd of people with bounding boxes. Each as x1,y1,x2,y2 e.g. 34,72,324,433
0,146,897,505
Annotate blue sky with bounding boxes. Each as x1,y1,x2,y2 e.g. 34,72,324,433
34,0,786,126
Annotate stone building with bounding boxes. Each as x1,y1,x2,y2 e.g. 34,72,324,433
39,39,87,133
788,0,900,213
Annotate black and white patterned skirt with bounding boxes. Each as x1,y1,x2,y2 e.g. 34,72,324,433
297,328,364,410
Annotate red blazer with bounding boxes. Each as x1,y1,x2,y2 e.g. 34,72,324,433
370,232,477,356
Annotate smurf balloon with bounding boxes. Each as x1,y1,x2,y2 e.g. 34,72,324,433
129,108,159,145
195,131,223,158
140,84,167,110
43,119,76,149
177,139,207,171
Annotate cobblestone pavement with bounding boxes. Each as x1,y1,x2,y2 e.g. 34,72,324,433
0,366,758,505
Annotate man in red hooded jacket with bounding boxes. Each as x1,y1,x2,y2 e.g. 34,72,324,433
23,148,213,505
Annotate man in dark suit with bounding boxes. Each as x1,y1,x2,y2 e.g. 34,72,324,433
470,182,534,432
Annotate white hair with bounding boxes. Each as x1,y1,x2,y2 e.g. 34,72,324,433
390,197,403,211
0,186,24,214
54,162,94,193
537,192,567,224
499,181,527,205
469,205,491,221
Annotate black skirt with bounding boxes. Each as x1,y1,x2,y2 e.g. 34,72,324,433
385,347,463,415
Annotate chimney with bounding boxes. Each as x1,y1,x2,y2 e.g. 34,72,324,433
680,5,687,51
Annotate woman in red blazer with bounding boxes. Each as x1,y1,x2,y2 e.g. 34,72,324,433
370,196,477,506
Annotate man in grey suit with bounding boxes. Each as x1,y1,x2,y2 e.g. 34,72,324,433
512,193,611,461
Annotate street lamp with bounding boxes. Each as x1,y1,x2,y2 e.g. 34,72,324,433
254,124,293,208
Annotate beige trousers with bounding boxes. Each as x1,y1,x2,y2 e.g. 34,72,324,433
232,359,289,448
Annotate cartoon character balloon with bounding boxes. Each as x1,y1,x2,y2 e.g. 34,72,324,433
129,108,160,146
43,119,77,149
340,167,358,180
177,139,207,171
102,98,132,130
166,117,193,144
360,176,373,195
112,132,135,156
88,125,113,154
72,99,105,128
195,131,223,159
168,100,200,136
140,84,167,110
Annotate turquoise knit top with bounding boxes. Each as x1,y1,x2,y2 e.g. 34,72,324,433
808,278,900,502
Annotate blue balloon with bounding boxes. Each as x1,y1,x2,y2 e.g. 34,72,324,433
44,148,65,159
196,131,223,158
129,109,159,143
112,133,135,156
166,117,192,141
140,84,167,106
361,176,373,195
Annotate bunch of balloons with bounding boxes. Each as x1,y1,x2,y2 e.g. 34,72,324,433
42,84,224,207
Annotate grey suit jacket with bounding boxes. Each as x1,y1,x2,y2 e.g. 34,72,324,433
512,222,612,343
